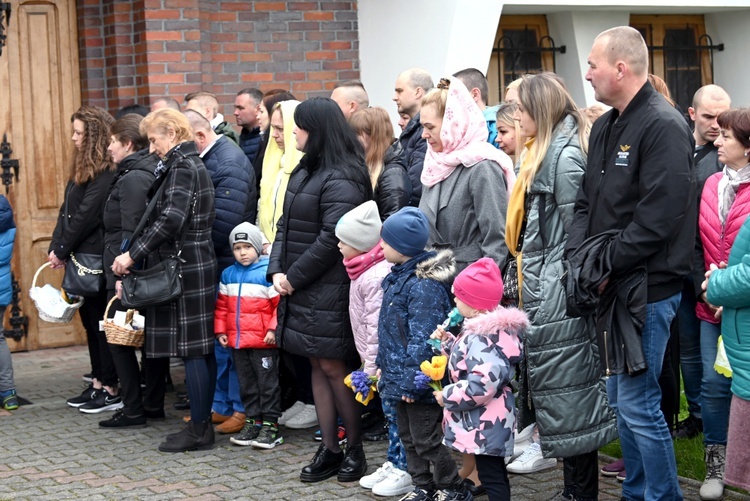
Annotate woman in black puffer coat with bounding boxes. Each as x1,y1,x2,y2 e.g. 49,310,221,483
268,98,372,484
349,107,411,221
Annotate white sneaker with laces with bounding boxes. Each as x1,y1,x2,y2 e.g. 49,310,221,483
372,467,413,497
284,403,318,429
278,401,306,426
360,461,393,489
511,422,536,460
506,442,557,474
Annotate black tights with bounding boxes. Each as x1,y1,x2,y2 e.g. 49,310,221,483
309,357,361,452
184,354,217,424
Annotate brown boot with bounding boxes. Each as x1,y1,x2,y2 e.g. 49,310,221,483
211,411,231,424
215,411,246,434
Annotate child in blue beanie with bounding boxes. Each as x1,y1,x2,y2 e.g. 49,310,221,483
376,207,472,500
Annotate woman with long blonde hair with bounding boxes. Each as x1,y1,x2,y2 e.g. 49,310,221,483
349,107,411,220
51,106,120,412
505,73,616,501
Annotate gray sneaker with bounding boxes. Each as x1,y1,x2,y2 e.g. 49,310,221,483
229,421,261,446
251,423,284,449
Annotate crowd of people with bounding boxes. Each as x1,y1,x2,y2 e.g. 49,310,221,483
28,24,750,501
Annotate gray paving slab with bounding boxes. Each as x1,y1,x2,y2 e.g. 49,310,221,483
0,345,746,500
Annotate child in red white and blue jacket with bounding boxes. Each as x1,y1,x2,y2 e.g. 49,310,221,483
215,222,282,449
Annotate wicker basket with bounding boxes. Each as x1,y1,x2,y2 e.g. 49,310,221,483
29,262,85,323
102,296,144,347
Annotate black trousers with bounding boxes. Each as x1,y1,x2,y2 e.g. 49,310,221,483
79,294,117,387
279,350,313,408
231,347,281,421
106,294,168,416
562,450,599,500
396,401,461,491
475,454,510,501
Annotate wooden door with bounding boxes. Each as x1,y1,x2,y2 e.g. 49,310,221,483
0,0,84,351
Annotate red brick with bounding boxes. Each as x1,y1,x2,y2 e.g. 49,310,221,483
147,53,183,62
150,74,185,84
258,42,288,52
241,73,274,82
167,62,201,72
308,71,337,81
322,41,350,50
293,81,323,91
220,1,253,11
212,53,238,63
322,60,353,70
239,53,272,62
164,0,197,7
145,10,181,20
275,72,306,81
211,33,238,42
289,2,318,10
184,31,201,41
144,31,182,41
304,12,334,21
223,43,255,52
210,12,236,21
306,51,336,60
254,2,286,11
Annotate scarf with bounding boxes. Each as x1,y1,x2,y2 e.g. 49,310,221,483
721,163,750,225
420,79,515,196
504,138,538,305
154,142,183,179
343,241,386,281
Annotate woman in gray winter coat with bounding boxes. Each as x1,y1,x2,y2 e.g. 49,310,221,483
504,73,617,501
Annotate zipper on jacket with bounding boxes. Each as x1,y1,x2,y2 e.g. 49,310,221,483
235,267,248,349
602,329,611,377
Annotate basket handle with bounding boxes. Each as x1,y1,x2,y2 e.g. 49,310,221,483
103,295,117,321
32,262,52,289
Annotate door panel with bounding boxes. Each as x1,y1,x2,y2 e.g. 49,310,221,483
1,0,84,351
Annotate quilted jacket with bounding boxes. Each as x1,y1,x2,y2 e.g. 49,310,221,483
440,306,527,457
215,258,279,349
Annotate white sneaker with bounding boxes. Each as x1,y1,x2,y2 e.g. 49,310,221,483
506,442,557,474
360,461,393,489
278,401,306,426
512,422,536,460
284,404,318,429
372,467,413,497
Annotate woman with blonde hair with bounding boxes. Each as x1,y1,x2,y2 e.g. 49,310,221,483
505,73,617,501
495,102,522,166
53,106,120,413
349,107,411,220
112,108,218,452
258,100,304,243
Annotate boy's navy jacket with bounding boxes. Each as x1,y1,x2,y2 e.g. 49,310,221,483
215,257,279,350
376,249,455,402
0,195,15,307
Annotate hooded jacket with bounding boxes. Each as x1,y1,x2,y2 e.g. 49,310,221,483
376,249,455,403
398,113,427,206
0,196,15,307
258,100,303,243
374,141,411,221
441,306,527,457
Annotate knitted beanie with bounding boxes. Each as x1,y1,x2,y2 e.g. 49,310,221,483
380,206,430,257
229,222,264,256
453,257,503,311
335,200,382,252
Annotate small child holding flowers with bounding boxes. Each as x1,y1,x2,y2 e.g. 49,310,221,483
432,258,527,501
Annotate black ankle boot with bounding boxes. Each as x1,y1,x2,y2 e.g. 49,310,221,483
300,443,344,482
337,443,367,482
158,420,215,453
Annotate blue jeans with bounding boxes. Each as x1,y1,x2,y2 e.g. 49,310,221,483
382,398,407,471
699,321,732,445
606,292,683,501
676,284,702,417
212,340,244,415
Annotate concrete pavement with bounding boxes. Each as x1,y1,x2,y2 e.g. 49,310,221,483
0,345,746,500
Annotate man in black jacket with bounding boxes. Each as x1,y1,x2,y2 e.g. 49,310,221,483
393,68,433,206
566,26,694,501
674,85,731,441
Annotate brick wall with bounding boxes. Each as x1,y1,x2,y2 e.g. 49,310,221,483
76,0,360,120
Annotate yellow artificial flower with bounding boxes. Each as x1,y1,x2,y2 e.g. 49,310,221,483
344,373,353,389
420,355,448,381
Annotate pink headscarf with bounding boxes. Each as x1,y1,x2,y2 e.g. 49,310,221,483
420,78,515,195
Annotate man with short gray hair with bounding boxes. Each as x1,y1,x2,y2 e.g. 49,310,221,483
331,81,369,120
567,26,694,501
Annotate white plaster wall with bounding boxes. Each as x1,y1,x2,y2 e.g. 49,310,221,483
358,0,503,126
705,10,750,108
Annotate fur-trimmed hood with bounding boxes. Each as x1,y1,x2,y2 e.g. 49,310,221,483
463,305,529,339
415,248,456,284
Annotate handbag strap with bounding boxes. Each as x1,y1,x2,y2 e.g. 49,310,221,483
125,152,197,256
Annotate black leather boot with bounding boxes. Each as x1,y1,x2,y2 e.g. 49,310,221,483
300,443,344,482
158,420,215,453
337,442,367,482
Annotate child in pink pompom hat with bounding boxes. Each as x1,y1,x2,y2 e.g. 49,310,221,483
432,257,529,501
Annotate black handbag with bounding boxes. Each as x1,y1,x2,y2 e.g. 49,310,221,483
120,156,196,310
502,256,519,303
62,252,105,297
